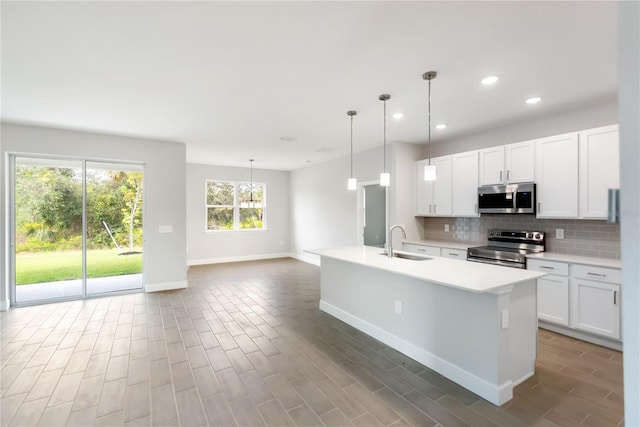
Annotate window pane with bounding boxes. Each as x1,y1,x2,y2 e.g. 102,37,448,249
239,208,264,229
207,208,234,230
238,183,263,204
207,182,234,205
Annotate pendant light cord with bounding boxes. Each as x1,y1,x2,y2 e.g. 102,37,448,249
350,115,354,178
249,159,254,203
428,78,432,165
383,99,387,173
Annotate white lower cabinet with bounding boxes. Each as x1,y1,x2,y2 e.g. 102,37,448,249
570,278,620,340
402,243,440,257
537,275,570,326
441,248,467,260
528,257,622,345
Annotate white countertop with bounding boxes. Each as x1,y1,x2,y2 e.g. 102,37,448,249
307,246,545,293
403,239,485,250
526,252,621,269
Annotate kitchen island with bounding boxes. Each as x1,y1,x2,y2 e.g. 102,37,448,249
308,245,546,405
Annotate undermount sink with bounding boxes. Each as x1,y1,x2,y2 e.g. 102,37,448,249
380,252,432,261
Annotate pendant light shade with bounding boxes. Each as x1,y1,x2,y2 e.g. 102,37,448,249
347,110,358,191
379,94,391,187
423,71,438,181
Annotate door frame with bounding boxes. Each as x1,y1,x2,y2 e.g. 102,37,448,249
8,152,147,307
356,180,388,246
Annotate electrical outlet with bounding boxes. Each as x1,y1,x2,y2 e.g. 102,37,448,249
394,300,402,314
556,228,565,239
444,224,450,232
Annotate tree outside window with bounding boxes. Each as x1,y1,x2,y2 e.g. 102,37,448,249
206,180,265,231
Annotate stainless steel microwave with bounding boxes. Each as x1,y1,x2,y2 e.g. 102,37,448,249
477,183,536,214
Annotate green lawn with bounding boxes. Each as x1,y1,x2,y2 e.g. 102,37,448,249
16,249,142,285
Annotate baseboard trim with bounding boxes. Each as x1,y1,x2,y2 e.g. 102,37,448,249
1,300,9,312
319,300,513,405
146,280,188,293
539,321,622,351
291,252,321,266
187,252,291,266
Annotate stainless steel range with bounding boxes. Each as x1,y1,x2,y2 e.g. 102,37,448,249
467,229,545,269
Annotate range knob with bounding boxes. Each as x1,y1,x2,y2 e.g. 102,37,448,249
535,233,542,239
489,231,495,236
527,233,533,238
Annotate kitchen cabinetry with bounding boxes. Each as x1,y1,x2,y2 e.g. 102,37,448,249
402,243,441,257
528,259,569,326
570,264,621,340
528,256,621,347
402,242,468,261
415,156,452,216
451,151,479,217
535,133,579,218
478,141,535,186
579,125,620,219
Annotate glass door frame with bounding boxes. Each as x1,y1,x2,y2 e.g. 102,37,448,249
8,152,146,307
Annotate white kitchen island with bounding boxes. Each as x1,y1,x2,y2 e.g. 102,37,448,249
308,245,546,405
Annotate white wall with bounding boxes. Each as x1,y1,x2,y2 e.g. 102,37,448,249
1,123,187,308
430,99,618,157
290,142,424,263
619,1,640,425
186,163,290,264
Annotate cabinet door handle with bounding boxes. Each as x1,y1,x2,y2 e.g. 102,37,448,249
475,203,478,213
544,278,565,284
538,202,541,213
507,170,511,181
429,205,432,214
539,266,555,270
434,204,437,214
614,290,617,305
500,171,503,182
417,248,426,252
587,272,606,278
448,252,459,257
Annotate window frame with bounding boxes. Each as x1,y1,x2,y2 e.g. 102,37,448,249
205,179,267,232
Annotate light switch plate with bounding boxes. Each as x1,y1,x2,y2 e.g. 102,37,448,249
444,224,450,232
555,228,564,239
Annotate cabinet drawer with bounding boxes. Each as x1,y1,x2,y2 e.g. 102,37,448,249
441,248,467,260
527,259,569,276
402,243,441,257
572,264,621,284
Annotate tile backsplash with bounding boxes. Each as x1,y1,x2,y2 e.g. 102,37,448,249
422,215,620,259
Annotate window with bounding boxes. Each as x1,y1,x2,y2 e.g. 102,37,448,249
206,180,265,231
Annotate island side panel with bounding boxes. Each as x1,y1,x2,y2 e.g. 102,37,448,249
318,256,536,405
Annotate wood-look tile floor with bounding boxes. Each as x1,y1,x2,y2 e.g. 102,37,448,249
1,258,624,427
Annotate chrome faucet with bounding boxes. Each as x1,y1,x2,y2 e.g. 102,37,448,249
387,224,407,258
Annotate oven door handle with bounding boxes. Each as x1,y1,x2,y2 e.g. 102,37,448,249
466,257,526,269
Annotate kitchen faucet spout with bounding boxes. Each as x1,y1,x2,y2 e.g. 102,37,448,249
387,225,407,258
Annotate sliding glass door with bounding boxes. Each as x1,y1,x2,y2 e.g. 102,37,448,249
11,155,144,305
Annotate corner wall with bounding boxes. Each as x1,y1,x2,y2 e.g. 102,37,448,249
186,163,290,264
1,123,188,308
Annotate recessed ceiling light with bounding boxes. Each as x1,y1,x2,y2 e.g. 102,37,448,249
436,124,447,130
392,112,404,120
525,97,542,104
481,76,499,85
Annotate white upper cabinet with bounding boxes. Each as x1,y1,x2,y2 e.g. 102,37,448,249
479,141,535,185
536,133,579,218
579,125,620,219
452,151,479,217
414,156,452,217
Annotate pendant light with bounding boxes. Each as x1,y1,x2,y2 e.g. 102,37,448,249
347,110,358,190
379,94,391,187
423,71,437,181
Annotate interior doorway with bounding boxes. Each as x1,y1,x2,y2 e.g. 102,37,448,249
10,155,144,305
357,182,387,248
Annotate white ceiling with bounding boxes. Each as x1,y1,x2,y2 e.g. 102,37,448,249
1,1,617,171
